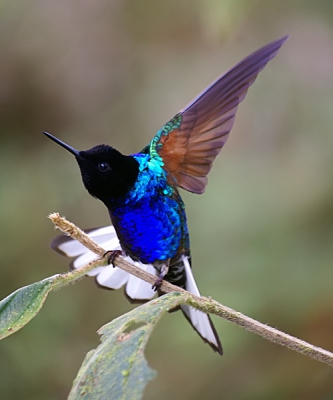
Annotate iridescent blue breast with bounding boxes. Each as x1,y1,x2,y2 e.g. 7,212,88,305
108,153,189,264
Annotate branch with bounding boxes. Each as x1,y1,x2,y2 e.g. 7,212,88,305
49,213,333,367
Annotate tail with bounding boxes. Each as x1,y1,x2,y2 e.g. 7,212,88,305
181,256,223,355
52,226,222,354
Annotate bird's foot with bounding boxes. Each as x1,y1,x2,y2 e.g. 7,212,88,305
152,263,169,291
152,276,163,291
104,250,122,267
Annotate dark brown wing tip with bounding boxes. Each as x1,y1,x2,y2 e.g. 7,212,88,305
181,35,289,114
260,34,289,62
275,35,289,46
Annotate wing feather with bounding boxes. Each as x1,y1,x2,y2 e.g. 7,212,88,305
149,36,288,194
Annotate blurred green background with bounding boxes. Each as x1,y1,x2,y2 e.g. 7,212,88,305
1,1,333,399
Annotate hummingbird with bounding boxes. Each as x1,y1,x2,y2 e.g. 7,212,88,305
44,36,287,356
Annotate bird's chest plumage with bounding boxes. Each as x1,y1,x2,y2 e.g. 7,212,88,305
107,154,189,265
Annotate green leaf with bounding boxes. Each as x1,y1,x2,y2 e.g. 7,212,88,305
0,276,56,339
69,292,187,400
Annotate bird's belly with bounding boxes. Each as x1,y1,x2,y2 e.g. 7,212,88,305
110,198,186,264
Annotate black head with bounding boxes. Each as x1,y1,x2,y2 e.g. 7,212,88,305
43,132,139,203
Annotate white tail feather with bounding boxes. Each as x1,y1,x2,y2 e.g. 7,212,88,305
96,266,129,289
124,258,157,300
65,227,121,276
57,226,157,299
181,256,221,352
57,226,119,257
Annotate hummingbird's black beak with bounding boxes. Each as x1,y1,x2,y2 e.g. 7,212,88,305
43,132,81,158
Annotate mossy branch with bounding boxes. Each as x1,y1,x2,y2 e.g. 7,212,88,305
49,212,333,367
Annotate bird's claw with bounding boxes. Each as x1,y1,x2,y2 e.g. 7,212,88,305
104,250,122,267
152,276,163,291
152,263,169,291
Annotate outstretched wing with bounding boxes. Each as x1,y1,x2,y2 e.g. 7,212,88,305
147,36,288,194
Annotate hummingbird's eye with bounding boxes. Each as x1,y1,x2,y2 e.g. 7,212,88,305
98,162,110,172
